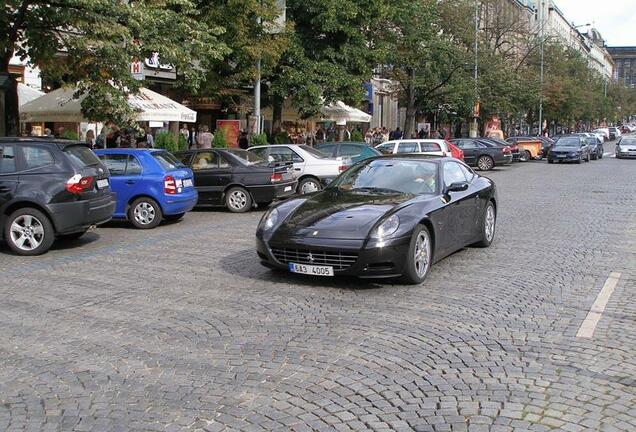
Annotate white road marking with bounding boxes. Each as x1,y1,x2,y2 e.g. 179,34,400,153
576,272,621,338
603,152,612,157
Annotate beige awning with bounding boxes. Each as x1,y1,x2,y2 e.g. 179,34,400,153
20,86,197,123
320,101,372,124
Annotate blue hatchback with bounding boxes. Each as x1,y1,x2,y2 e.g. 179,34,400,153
95,149,198,229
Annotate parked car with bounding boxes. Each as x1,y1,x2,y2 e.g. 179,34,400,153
375,139,453,158
592,128,610,141
482,137,521,162
506,136,550,161
175,148,297,213
449,138,512,170
547,136,591,164
575,133,604,159
314,142,381,165
95,149,197,228
248,144,346,194
615,137,636,159
256,155,497,284
0,138,115,255
608,127,622,140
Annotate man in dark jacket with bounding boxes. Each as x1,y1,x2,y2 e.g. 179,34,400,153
238,132,249,149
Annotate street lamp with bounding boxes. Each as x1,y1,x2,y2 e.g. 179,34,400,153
470,0,479,138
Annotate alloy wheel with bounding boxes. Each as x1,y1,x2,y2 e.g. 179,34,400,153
228,190,248,211
9,215,45,251
301,180,320,194
134,202,156,226
478,156,493,171
485,205,496,242
414,231,431,278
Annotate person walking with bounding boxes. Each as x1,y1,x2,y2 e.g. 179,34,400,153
238,131,249,150
180,124,190,142
197,125,213,149
144,126,154,148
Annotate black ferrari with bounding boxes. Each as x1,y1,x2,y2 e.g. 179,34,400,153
256,155,498,284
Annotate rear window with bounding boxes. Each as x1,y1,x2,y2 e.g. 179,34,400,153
298,145,326,159
64,145,100,168
225,149,264,165
152,151,185,170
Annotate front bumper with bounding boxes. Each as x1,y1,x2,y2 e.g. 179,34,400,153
617,151,636,158
256,235,411,279
48,193,116,235
549,153,580,162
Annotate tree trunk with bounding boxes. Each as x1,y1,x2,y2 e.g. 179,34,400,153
272,97,283,133
404,68,416,138
0,72,19,137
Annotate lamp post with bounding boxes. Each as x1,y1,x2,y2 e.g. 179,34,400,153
470,0,479,138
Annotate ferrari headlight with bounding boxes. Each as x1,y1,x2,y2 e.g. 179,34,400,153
372,215,400,238
261,208,279,231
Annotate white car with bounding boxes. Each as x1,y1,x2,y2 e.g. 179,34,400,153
593,128,610,141
248,144,346,194
375,139,452,156
616,137,636,159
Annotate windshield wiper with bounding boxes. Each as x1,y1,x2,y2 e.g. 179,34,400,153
349,187,402,194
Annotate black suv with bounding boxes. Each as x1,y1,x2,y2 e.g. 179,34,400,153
0,138,115,255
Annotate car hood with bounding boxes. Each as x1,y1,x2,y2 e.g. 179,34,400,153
273,189,414,240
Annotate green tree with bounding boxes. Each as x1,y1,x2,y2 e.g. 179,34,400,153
1,0,228,136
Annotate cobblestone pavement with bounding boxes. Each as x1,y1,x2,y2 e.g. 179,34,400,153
1,142,635,432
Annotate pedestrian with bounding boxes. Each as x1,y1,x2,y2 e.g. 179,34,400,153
197,125,213,149
144,126,154,148
417,128,426,139
106,124,120,148
85,129,95,148
394,127,403,140
180,124,189,142
238,131,249,150
344,127,351,141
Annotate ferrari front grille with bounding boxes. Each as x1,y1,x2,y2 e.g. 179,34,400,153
270,247,359,271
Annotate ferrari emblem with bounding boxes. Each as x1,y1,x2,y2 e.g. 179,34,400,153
307,253,315,263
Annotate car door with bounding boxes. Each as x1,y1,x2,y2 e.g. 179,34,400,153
190,151,225,205
442,160,475,251
99,154,140,216
269,146,305,177
454,140,478,165
0,144,19,215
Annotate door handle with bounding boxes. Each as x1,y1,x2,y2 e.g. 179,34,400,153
126,180,135,185
294,168,301,171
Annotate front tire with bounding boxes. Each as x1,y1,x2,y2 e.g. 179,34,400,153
520,150,531,162
5,208,55,256
477,155,494,171
399,225,432,285
225,187,252,213
475,202,496,247
129,197,163,229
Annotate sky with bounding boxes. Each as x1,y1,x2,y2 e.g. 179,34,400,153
555,0,636,46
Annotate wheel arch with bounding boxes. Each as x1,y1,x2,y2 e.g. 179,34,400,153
2,200,57,237
126,194,163,217
417,217,436,262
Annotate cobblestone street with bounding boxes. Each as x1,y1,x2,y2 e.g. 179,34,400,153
1,144,635,432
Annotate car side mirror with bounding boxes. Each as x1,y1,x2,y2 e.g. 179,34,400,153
445,181,469,193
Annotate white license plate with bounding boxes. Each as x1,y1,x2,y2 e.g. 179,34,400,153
284,185,293,192
557,154,566,158
288,263,334,277
183,179,194,187
96,179,109,189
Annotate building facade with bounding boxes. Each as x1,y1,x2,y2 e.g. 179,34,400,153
607,47,636,88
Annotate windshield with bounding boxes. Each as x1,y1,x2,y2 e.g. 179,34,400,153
225,149,264,165
299,145,326,159
619,138,636,146
63,145,100,168
554,137,580,147
329,159,438,195
152,151,185,170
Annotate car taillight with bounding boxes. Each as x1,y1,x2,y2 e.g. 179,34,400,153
271,173,283,183
65,174,94,194
339,165,348,172
164,175,177,194
503,147,511,154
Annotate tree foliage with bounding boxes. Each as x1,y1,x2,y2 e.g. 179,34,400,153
1,0,227,133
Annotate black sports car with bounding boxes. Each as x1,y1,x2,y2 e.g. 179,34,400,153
256,155,497,284
176,148,297,212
